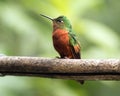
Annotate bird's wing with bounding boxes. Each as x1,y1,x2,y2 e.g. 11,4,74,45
69,33,81,59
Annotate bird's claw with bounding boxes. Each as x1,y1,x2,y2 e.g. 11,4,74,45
63,56,69,59
55,56,69,59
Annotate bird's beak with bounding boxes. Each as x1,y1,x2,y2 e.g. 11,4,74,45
40,14,53,21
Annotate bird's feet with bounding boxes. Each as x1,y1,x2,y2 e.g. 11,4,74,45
63,56,69,59
55,56,69,59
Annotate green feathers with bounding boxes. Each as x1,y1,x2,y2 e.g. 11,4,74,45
54,16,72,32
69,33,78,46
69,32,81,59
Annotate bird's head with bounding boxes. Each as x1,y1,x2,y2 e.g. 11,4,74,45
40,14,72,32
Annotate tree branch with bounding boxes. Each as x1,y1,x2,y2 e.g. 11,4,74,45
0,56,120,80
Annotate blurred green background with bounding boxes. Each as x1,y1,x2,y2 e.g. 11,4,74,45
0,0,120,96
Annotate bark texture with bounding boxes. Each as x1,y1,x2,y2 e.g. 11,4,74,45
0,56,120,80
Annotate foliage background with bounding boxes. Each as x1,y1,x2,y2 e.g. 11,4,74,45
0,0,120,96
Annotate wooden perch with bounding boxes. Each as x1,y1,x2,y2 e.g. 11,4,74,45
0,56,120,81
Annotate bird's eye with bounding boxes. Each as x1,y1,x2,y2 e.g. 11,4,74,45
57,19,63,23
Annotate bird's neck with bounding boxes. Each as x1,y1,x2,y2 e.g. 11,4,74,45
53,25,71,33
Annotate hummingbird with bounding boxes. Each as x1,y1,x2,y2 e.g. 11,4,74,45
40,14,84,84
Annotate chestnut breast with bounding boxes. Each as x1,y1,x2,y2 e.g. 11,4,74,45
52,29,72,58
